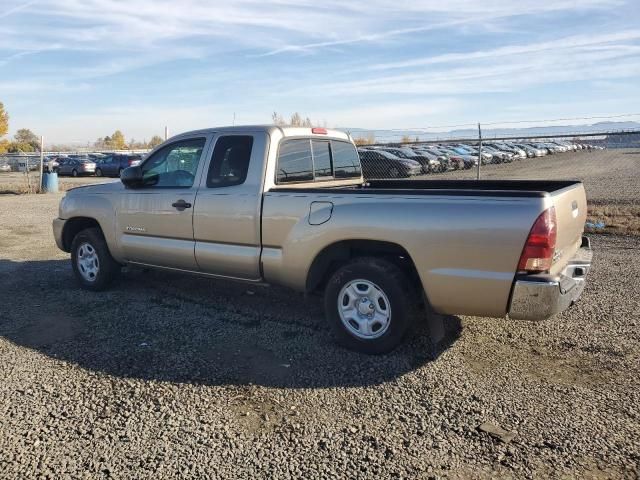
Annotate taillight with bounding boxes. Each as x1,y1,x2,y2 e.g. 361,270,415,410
518,207,557,273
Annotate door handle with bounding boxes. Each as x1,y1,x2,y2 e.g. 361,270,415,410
172,199,192,209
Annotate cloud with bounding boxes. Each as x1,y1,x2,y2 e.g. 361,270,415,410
296,31,640,97
3,0,640,142
0,1,35,19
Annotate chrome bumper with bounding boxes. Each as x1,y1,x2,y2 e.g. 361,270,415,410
508,237,592,321
52,218,67,252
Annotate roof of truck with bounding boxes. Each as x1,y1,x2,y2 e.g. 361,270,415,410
173,125,352,141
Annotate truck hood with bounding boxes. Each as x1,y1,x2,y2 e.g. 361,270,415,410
67,180,124,195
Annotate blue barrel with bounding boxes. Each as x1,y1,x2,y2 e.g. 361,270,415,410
42,172,59,193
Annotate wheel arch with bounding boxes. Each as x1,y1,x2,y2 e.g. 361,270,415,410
306,239,424,297
61,217,103,252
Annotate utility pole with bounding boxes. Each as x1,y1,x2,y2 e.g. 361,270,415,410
232,112,236,126
164,125,169,141
477,123,482,180
39,135,44,193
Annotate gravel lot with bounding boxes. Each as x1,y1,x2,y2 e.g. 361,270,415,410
1,149,639,479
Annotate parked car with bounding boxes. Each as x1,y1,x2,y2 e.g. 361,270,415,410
422,146,463,170
455,144,493,164
0,163,11,173
479,145,513,163
516,144,544,157
377,147,437,174
411,148,451,172
358,149,422,178
487,143,525,160
52,125,592,354
58,158,97,176
95,154,143,177
438,146,478,169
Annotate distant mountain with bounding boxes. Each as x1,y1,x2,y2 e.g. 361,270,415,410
343,121,640,143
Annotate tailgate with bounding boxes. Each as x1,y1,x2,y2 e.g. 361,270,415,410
549,182,587,275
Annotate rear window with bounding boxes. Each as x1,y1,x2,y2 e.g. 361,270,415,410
277,139,314,183
276,138,361,183
332,141,361,179
311,140,332,178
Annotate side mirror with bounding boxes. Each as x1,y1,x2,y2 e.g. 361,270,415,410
120,166,144,188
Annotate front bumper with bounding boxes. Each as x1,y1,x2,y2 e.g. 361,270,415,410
508,237,592,321
53,217,67,252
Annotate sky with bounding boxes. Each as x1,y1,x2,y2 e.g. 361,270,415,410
1,0,640,145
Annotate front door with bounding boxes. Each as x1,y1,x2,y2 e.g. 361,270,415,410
115,136,210,270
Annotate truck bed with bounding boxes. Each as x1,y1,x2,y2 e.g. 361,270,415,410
272,179,582,197
264,178,587,317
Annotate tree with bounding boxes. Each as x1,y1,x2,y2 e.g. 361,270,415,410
400,135,412,144
272,112,286,126
290,112,302,127
111,130,126,150
148,135,164,148
272,111,318,127
0,102,8,138
8,142,35,153
14,128,40,151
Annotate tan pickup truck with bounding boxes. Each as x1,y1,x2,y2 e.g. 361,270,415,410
53,126,592,353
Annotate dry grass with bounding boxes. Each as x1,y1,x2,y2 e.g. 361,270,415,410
586,205,640,236
0,181,78,195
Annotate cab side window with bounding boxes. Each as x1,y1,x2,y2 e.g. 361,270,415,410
141,138,205,188
206,136,254,188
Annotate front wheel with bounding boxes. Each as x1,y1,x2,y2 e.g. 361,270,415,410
95,168,103,177
324,257,416,354
71,169,78,177
71,227,120,291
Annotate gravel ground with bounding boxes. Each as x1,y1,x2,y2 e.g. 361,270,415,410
1,156,639,479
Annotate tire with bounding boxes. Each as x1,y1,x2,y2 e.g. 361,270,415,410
95,168,102,177
324,257,416,354
71,169,78,177
118,168,124,177
71,227,120,291
388,167,400,178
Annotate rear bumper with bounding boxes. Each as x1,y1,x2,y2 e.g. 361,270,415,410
508,236,592,321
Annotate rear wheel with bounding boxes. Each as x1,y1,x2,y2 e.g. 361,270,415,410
71,227,120,291
324,257,416,354
71,169,78,177
118,168,124,177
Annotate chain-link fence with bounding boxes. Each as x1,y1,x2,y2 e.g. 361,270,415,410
354,130,639,181
354,129,640,235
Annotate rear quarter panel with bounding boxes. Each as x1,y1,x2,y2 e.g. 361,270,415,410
262,191,548,317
